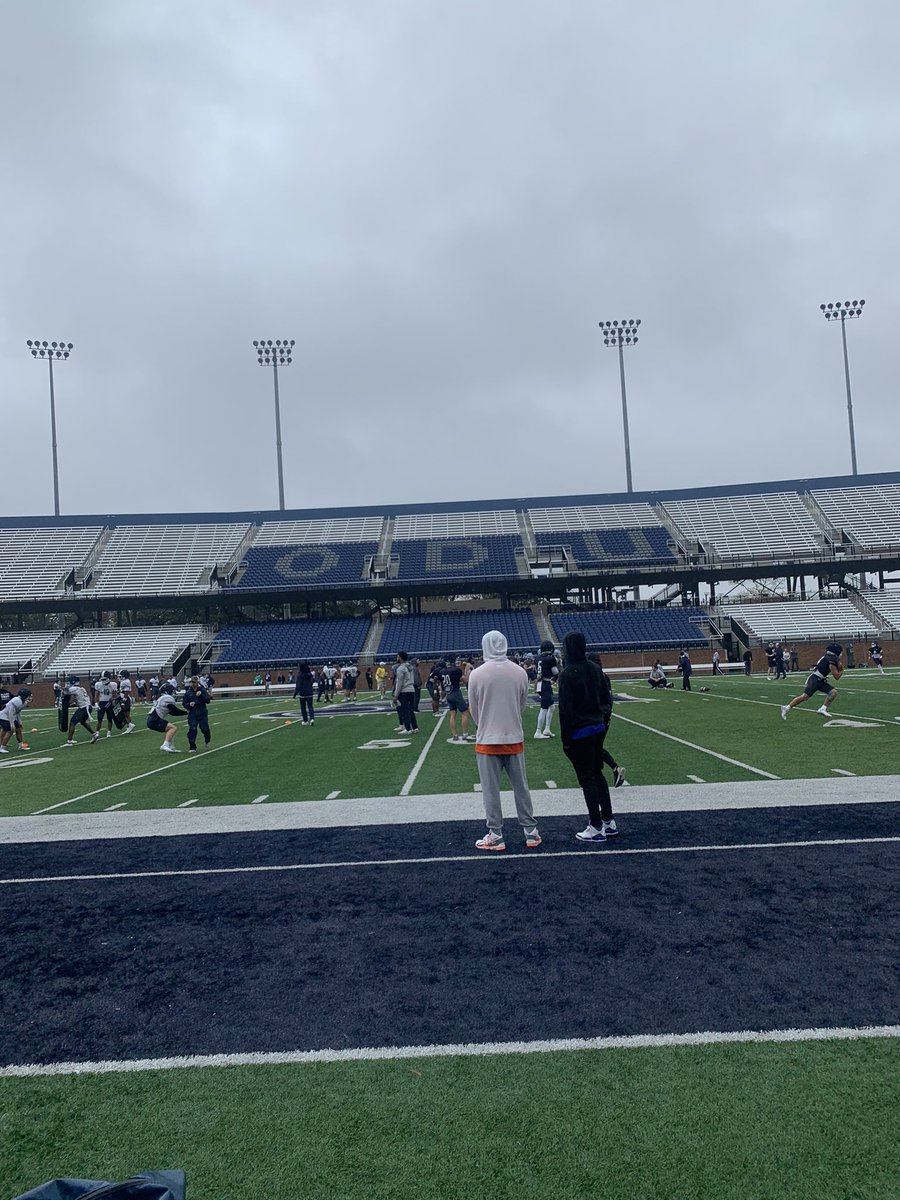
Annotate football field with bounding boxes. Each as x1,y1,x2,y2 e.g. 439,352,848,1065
1,670,898,1199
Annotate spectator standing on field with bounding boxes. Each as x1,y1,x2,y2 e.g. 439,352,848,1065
742,649,753,676
774,644,787,680
183,675,212,751
712,649,723,676
293,662,315,725
678,649,693,691
558,633,619,842
789,646,800,672
467,630,541,851
393,651,419,733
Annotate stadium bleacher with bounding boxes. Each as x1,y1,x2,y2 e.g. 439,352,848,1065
377,609,541,657
862,591,900,632
535,527,675,566
48,626,204,674
0,526,103,601
0,631,62,669
391,535,522,582
662,493,823,559
528,502,663,531
227,542,379,590
212,618,371,667
82,523,251,596
721,599,877,643
549,607,708,650
812,485,900,547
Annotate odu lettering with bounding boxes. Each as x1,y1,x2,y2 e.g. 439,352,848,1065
275,547,340,580
581,529,656,561
425,540,489,572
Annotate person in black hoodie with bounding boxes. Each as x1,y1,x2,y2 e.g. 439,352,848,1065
558,631,619,843
183,675,212,752
293,661,315,726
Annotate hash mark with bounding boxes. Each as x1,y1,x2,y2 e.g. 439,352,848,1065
326,790,341,800
104,802,127,811
178,799,199,808
252,794,269,804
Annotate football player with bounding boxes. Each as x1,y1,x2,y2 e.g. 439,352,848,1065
0,688,32,753
63,676,99,746
147,682,188,753
781,643,844,720
869,641,885,675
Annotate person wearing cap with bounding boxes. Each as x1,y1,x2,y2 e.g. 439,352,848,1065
466,631,541,851
0,688,32,753
375,661,388,700
183,675,213,751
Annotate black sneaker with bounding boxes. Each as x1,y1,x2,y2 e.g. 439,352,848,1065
613,766,626,788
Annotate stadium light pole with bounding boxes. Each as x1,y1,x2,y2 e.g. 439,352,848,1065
600,319,640,493
26,339,73,517
820,300,865,477
253,339,294,511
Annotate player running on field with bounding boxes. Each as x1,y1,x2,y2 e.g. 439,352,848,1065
0,688,32,753
869,641,885,674
147,682,188,752
781,643,844,720
63,677,99,746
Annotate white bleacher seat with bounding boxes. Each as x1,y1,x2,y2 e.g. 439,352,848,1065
48,626,204,674
254,516,384,545
862,592,900,633
528,502,661,532
0,527,103,601
0,631,61,669
392,511,520,539
812,485,900,547
722,600,876,642
663,493,822,558
82,524,250,596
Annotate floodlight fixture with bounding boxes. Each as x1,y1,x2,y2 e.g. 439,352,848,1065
819,299,866,475
599,318,641,493
26,339,75,516
253,339,295,509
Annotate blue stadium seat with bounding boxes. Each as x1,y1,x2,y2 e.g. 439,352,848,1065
378,609,540,657
551,608,708,650
213,618,370,666
535,527,675,566
225,543,379,590
393,536,521,581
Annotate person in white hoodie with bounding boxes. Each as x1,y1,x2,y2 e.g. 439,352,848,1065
467,630,541,851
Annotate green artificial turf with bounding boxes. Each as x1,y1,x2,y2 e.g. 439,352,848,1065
2,1038,897,1200
5,672,900,817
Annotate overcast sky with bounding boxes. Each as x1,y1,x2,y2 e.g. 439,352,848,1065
2,0,898,519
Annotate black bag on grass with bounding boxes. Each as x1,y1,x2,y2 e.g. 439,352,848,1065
110,694,127,729
13,1169,185,1200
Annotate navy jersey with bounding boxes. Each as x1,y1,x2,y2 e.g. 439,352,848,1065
812,653,836,678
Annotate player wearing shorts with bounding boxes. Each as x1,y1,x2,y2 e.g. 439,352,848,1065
442,658,473,742
870,641,885,674
63,677,99,745
147,683,188,752
781,644,843,720
149,675,160,701
534,641,559,738
94,671,119,737
136,675,147,702
375,662,388,700
0,688,32,753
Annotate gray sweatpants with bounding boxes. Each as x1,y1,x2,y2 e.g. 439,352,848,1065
477,752,536,835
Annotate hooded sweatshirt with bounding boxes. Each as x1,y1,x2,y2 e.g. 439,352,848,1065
558,631,613,747
466,631,528,752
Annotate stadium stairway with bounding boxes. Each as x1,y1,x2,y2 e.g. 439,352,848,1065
361,613,385,660
532,604,556,646
847,589,893,633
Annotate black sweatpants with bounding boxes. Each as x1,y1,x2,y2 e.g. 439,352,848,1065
564,731,613,827
682,675,691,690
397,693,418,731
187,708,210,749
299,696,314,722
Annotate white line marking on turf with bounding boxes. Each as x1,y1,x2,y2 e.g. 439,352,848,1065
473,784,482,792
687,775,706,783
400,710,447,797
2,836,895,887
252,795,269,804
3,1024,897,1078
325,791,341,800
612,713,780,779
103,803,127,811
831,769,857,777
545,780,557,789
178,799,200,808
31,725,288,816
698,689,900,729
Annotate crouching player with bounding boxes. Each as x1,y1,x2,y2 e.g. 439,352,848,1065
0,688,32,753
183,675,212,751
63,677,99,745
147,682,187,752
781,643,843,720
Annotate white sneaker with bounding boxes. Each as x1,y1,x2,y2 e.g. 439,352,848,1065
63,740,74,747
160,743,179,753
780,705,789,720
817,705,829,716
602,819,619,838
106,731,112,738
0,746,7,754
533,731,546,739
476,831,506,851
575,825,606,843
124,723,135,734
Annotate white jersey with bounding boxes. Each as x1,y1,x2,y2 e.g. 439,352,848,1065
0,696,25,725
68,684,92,710
119,678,132,696
95,679,117,704
323,666,337,682
149,677,159,690
153,693,182,721
167,677,178,691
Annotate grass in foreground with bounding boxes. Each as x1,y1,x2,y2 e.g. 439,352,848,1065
2,1038,897,1200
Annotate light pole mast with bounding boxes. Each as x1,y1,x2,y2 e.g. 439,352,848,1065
600,319,641,493
253,339,295,510
27,340,73,517
820,300,865,476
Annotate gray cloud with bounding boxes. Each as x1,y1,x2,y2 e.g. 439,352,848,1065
1,0,898,517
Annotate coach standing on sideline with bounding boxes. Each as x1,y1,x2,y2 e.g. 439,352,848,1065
467,630,541,851
183,675,212,752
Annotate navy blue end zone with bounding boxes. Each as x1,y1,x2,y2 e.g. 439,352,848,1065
1,803,897,1066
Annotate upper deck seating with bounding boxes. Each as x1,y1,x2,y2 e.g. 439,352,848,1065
0,526,103,601
535,526,675,566
722,599,876,642
662,493,822,558
81,524,251,596
227,542,378,590
48,626,204,674
862,592,900,632
550,607,708,649
392,535,522,582
811,485,900,547
528,502,662,531
377,609,540,657
212,618,371,666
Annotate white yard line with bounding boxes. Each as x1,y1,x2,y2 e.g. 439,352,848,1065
252,795,269,804
2,835,895,888
2,1023,897,1078
325,791,341,800
687,775,706,783
178,799,200,808
831,769,857,777
612,713,780,779
399,711,447,797
103,803,127,812
32,725,288,816
697,690,900,728
545,780,557,789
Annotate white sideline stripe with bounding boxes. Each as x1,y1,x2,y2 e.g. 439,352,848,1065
612,713,780,779
178,799,199,808
31,725,287,815
400,711,447,796
545,780,557,789
3,1024,897,1078
252,795,269,804
103,803,127,812
832,769,857,777
687,775,706,783
325,791,341,800
2,836,895,887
